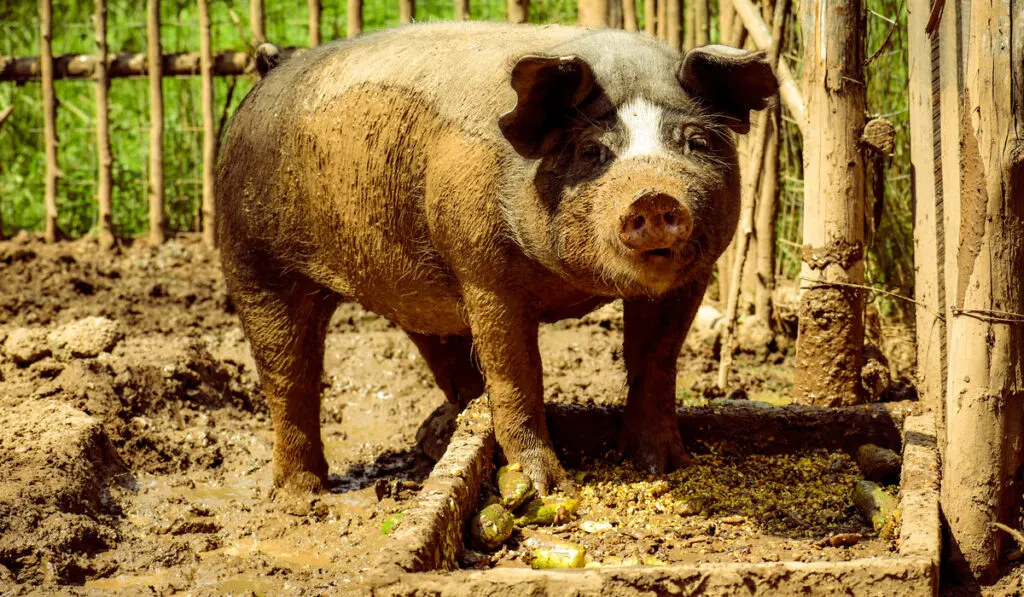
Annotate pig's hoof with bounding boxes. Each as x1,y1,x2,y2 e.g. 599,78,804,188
517,448,570,496
619,428,694,475
274,470,328,494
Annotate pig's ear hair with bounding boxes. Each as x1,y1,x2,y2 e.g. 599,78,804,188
676,46,778,134
499,54,596,159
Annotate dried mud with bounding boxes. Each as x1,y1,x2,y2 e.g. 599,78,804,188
0,234,1010,595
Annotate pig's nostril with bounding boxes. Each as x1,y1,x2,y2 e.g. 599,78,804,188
633,216,645,231
664,212,677,226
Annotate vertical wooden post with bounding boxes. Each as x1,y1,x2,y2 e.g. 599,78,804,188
719,0,734,44
579,0,609,26
399,0,415,24
147,0,165,244
0,105,12,238
793,0,866,406
250,0,265,45
454,0,470,20
198,0,216,247
508,0,528,23
684,0,695,49
941,0,1024,581
622,0,637,31
906,0,942,415
348,0,364,35
656,0,667,38
645,0,656,35
694,0,708,45
308,0,321,46
40,0,59,243
665,0,681,48
753,108,779,322
95,0,114,250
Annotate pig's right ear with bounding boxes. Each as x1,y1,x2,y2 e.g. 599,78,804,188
499,55,596,159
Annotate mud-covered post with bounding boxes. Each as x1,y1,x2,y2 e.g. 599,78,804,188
95,0,114,250
578,0,609,26
40,0,60,243
454,0,469,20
940,0,1024,581
399,0,415,24
250,0,265,45
793,0,866,406
308,0,321,46
147,0,165,244
198,0,216,247
906,0,942,413
622,0,637,31
348,0,364,35
507,0,528,23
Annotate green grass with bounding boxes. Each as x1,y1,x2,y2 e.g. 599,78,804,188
0,0,912,320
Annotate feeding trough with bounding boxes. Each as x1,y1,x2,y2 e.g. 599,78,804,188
370,398,940,596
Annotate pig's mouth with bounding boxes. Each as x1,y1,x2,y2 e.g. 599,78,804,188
642,248,674,260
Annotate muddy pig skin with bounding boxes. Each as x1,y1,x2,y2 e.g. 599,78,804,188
217,21,777,494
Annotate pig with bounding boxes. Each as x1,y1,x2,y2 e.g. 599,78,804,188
216,21,778,494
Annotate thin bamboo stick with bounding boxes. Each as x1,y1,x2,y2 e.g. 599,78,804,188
349,0,364,34
95,0,114,250
148,0,165,244
665,0,680,48
622,0,637,31
645,0,656,35
508,0,528,23
0,104,12,238
198,0,216,247
40,0,59,243
250,0,265,45
684,0,695,50
657,0,667,39
695,0,709,45
309,0,321,47
454,0,470,20
399,0,415,24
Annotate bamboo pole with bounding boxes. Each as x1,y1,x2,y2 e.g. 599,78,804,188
694,0,708,45
622,0,637,31
40,0,60,243
729,0,806,133
198,0,216,247
308,0,321,47
684,0,695,50
719,0,734,44
656,0,666,39
508,0,528,23
717,0,786,390
665,0,681,48
349,0,365,34
95,0,114,250
752,0,778,322
250,0,265,45
645,0,656,35
399,0,415,24
940,0,1024,581
1,51,259,82
793,0,866,406
454,0,470,20
0,104,12,238
147,0,165,244
579,0,609,26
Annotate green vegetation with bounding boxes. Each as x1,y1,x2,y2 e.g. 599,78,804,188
0,0,910,317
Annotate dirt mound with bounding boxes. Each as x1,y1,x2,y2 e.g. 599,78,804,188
0,400,125,584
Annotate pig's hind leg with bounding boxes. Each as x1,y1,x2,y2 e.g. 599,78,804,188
407,333,485,461
619,276,710,474
227,268,340,493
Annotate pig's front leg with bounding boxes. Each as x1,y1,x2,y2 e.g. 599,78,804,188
619,276,710,473
462,285,566,494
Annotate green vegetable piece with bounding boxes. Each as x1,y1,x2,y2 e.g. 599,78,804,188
514,496,580,526
496,465,536,510
468,504,514,550
380,511,404,536
525,536,587,569
852,480,899,535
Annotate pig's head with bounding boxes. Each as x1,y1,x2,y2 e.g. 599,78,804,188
498,39,778,297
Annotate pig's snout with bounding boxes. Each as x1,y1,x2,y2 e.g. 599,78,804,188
618,192,693,253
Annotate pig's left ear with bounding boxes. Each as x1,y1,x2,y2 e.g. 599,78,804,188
676,45,778,134
499,54,596,159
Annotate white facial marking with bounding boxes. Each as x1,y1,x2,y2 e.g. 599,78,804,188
617,98,667,159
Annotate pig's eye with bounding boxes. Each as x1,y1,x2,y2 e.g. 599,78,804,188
686,134,710,153
578,141,609,165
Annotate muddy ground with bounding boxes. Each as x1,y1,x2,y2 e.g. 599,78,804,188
0,234,1017,596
